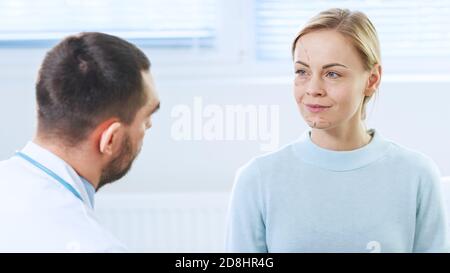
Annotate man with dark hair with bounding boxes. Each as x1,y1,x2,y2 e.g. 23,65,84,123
0,32,160,252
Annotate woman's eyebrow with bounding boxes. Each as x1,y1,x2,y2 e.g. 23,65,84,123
295,61,348,69
322,63,348,69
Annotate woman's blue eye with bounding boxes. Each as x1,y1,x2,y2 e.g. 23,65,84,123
326,71,340,78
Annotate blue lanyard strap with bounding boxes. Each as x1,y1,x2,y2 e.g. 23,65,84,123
15,151,83,202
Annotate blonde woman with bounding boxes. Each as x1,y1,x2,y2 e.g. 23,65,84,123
226,8,449,253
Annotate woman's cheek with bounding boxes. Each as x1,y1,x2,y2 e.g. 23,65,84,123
293,86,304,103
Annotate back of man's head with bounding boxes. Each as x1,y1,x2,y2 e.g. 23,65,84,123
36,32,151,146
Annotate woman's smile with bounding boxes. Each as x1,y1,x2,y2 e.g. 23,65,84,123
304,103,332,113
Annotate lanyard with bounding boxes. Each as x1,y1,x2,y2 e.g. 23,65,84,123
15,151,83,202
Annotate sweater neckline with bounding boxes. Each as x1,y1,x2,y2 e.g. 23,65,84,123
293,129,392,171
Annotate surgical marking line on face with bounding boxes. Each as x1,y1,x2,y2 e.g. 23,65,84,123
296,38,350,71
297,39,311,64
306,117,331,129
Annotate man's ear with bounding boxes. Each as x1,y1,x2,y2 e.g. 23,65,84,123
98,121,123,156
365,64,382,97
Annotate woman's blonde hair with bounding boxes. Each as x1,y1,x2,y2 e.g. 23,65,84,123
292,8,381,119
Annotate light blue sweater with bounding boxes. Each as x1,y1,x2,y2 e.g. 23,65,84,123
226,129,449,253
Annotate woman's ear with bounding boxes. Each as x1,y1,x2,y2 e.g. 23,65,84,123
99,122,123,156
365,64,382,96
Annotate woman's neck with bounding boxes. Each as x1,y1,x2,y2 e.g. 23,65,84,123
310,121,372,151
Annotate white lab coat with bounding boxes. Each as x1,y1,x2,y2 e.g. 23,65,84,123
0,142,127,252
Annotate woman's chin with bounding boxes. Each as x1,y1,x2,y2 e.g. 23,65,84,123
305,118,333,129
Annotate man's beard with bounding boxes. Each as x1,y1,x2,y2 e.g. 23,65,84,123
97,134,140,190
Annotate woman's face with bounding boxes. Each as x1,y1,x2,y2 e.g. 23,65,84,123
293,29,376,130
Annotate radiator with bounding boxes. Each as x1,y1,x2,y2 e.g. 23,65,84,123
94,192,230,253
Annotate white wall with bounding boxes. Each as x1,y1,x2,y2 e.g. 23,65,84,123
1,48,450,194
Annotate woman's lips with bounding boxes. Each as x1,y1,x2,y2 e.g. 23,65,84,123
304,104,331,113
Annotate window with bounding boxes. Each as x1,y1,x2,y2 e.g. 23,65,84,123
255,0,450,61
0,0,217,49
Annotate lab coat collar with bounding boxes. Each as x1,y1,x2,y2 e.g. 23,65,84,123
20,141,95,209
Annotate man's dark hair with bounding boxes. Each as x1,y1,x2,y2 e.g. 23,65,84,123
36,32,151,145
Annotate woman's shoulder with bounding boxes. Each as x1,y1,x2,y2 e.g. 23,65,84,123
384,139,440,175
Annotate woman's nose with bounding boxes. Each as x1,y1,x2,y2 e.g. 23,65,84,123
307,88,326,97
306,77,326,97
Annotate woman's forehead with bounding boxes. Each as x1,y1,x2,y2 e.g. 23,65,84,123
294,30,362,68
